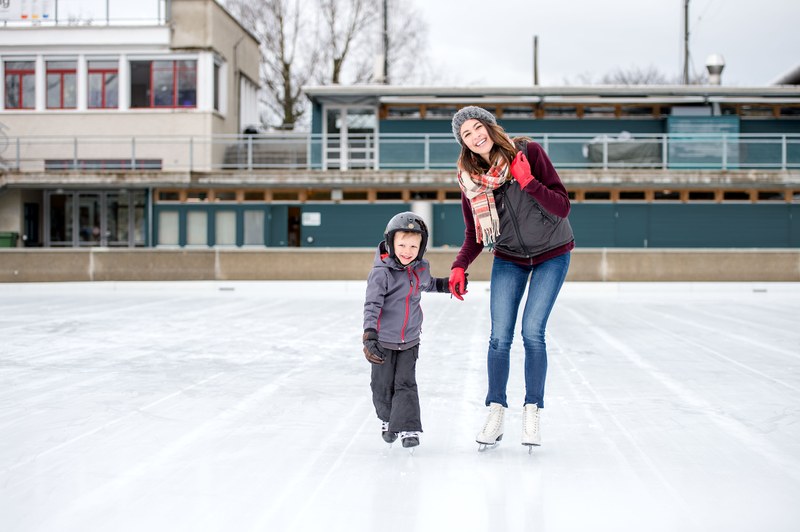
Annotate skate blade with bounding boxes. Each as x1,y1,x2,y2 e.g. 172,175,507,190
476,434,503,452
522,442,541,455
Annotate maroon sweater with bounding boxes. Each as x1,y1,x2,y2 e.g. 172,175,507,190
451,141,575,270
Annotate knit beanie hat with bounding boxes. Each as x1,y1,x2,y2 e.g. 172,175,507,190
451,106,497,145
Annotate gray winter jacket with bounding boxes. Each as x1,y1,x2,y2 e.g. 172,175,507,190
363,242,447,350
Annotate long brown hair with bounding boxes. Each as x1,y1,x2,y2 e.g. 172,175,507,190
457,121,518,175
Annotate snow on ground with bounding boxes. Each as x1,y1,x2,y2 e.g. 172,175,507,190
1,281,799,532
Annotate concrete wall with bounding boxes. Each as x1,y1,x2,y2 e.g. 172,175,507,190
0,248,798,283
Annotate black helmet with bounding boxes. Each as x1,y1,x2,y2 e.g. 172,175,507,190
384,211,429,263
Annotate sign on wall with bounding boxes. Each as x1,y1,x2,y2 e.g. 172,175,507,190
667,116,740,169
301,212,321,227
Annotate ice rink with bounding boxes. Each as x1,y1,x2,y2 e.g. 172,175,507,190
2,280,799,532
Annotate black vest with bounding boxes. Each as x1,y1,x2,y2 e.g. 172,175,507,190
492,181,574,259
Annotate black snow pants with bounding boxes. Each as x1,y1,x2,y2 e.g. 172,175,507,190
370,344,422,433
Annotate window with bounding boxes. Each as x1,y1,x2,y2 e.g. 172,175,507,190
215,211,237,246
130,59,197,108
213,61,221,111
243,211,265,245
88,60,119,108
186,211,208,245
46,60,77,109
158,211,180,246
4,61,35,109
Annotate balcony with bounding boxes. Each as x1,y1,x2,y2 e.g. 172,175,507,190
1,132,799,174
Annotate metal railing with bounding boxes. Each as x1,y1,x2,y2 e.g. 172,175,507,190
1,132,799,173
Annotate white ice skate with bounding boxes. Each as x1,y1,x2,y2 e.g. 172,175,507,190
522,403,541,453
476,403,505,451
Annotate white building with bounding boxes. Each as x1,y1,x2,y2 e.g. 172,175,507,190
0,0,260,247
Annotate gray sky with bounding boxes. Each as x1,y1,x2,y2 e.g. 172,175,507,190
413,0,800,87
45,1,798,87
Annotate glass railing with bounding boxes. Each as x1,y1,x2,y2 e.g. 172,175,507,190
0,0,168,27
1,132,798,173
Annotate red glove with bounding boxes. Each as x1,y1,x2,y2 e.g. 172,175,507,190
448,267,468,301
510,151,535,188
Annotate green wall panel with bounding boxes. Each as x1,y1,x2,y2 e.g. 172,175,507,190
432,204,467,247
155,203,799,249
268,205,289,246
648,204,793,247
379,119,667,136
614,204,649,247
568,204,616,247
298,204,410,247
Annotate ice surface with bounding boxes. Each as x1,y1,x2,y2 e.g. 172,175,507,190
1,281,799,532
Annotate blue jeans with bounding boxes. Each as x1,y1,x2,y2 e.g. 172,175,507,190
485,253,570,409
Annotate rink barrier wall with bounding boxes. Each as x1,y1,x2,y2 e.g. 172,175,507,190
0,248,798,283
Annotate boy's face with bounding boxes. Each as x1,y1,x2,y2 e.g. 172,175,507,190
393,231,422,266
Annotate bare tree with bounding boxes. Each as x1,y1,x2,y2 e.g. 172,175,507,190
222,0,430,128
382,0,429,85
319,0,378,84
316,0,430,85
568,65,708,86
225,0,322,130
600,65,674,85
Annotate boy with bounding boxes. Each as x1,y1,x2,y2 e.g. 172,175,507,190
362,211,452,449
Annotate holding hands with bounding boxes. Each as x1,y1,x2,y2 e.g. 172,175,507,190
510,151,535,188
448,267,469,301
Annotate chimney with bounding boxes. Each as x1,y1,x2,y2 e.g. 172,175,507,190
706,54,725,85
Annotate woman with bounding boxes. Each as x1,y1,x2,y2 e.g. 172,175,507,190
448,106,574,451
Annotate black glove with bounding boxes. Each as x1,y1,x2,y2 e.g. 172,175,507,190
363,329,384,365
434,277,450,293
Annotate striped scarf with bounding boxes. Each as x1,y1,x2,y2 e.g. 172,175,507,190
457,160,510,244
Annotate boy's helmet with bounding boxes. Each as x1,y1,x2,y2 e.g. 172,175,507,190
384,211,429,262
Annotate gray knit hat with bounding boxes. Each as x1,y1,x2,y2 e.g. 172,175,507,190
451,106,497,145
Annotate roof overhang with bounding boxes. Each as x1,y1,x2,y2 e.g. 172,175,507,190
303,84,800,106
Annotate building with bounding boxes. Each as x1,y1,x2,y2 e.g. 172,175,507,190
299,84,800,249
1,2,798,250
0,0,260,247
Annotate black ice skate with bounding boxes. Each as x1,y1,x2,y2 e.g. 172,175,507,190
381,421,398,444
399,431,420,453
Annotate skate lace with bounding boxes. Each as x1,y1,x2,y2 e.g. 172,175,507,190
523,406,540,435
482,407,502,435
381,421,390,432
399,431,420,439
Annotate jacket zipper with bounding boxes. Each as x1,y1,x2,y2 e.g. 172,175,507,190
501,190,532,258
534,201,557,224
400,268,414,343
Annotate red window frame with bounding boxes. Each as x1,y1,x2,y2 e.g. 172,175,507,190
46,62,77,109
88,64,119,109
150,60,196,108
4,62,35,110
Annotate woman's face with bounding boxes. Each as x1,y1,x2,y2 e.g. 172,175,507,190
459,119,494,161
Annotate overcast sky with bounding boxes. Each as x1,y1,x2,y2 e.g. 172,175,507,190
412,0,800,87
38,0,799,87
